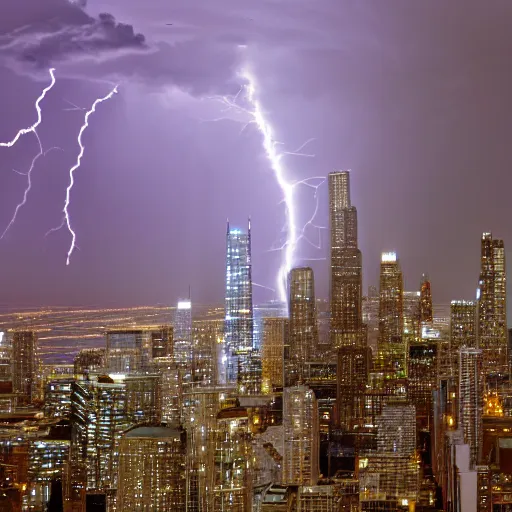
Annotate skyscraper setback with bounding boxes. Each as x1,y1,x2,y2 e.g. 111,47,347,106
329,171,363,349
224,220,254,386
478,232,508,376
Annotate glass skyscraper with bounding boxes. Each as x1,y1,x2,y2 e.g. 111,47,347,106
223,220,254,386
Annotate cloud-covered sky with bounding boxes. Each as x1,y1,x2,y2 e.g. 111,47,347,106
1,0,512,312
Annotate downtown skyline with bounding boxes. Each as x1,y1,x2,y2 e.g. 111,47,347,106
1,1,512,311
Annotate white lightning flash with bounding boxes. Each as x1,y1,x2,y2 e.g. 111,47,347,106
0,68,59,238
207,69,326,303
1,132,61,239
61,85,118,265
0,69,56,149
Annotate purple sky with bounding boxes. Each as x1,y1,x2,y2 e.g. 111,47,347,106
1,0,512,311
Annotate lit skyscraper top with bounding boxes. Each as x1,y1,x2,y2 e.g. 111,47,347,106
173,298,192,366
329,171,363,348
224,220,254,385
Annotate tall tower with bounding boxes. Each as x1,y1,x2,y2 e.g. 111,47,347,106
478,233,508,377
12,331,38,405
419,274,433,324
286,267,318,387
450,300,477,380
458,347,483,468
173,299,192,366
224,220,254,387
328,171,363,348
377,252,404,375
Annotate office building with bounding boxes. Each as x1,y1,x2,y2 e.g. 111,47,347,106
377,253,404,376
191,318,222,387
286,267,318,386
419,274,433,324
253,301,288,351
408,343,437,430
329,171,363,349
478,233,508,376
450,301,477,379
11,330,38,405
459,347,483,468
224,220,255,388
117,425,187,511
213,405,253,511
283,385,319,486
70,376,130,494
261,317,288,394
173,300,192,365
74,348,105,378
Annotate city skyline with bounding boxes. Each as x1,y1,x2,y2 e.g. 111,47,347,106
2,2,512,309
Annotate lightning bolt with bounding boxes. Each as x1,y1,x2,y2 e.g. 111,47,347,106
60,85,118,266
0,69,56,149
0,132,61,239
0,68,59,238
206,69,326,303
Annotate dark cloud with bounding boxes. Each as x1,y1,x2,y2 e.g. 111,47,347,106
1,0,146,70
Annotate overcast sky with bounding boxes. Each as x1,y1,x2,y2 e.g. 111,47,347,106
1,0,512,311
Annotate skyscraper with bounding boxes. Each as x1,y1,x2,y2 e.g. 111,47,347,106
328,171,363,349
283,385,319,486
459,347,483,468
377,252,404,375
173,299,192,365
261,317,288,394
286,267,318,387
12,330,38,405
478,233,508,376
419,274,433,324
450,300,477,379
224,220,255,389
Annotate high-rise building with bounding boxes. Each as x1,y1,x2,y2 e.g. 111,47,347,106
286,267,318,387
419,274,433,324
450,301,477,379
191,319,222,387
337,345,371,428
12,330,38,405
74,348,105,378
408,343,438,430
105,327,171,374
0,331,11,382
117,425,186,511
173,299,192,365
253,301,288,351
478,233,508,376
459,347,483,468
70,376,131,494
377,253,404,376
328,171,363,349
224,220,254,388
261,317,288,394
213,406,253,511
283,386,319,486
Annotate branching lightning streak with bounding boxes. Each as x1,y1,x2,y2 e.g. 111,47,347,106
1,132,61,239
0,68,59,239
0,69,56,148
206,70,326,303
61,85,118,266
